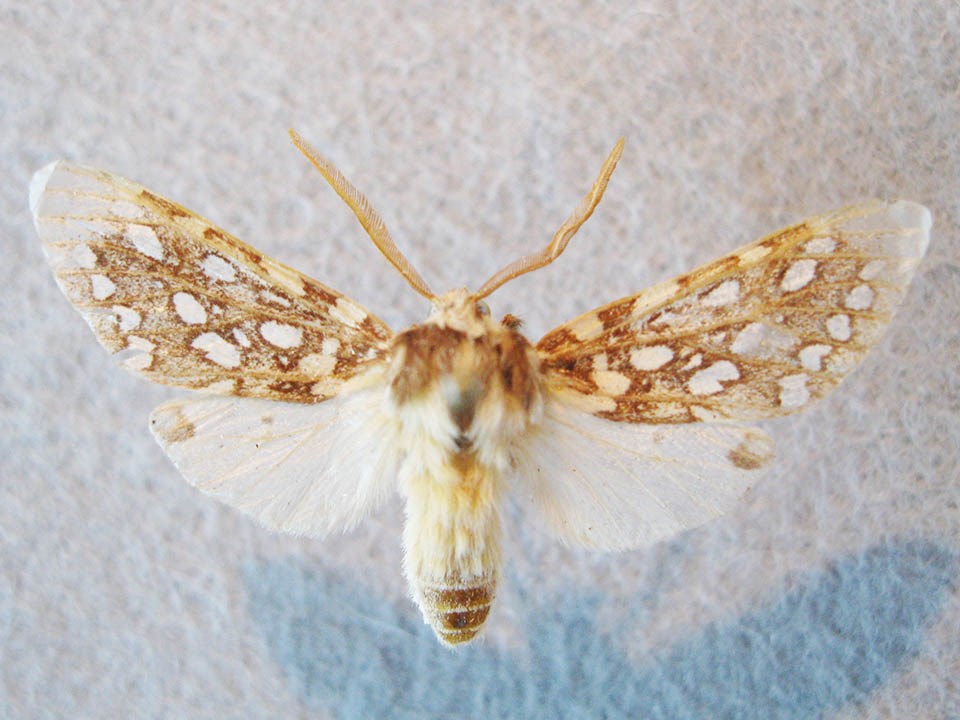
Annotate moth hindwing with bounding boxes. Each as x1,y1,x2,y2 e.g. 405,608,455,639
32,133,930,645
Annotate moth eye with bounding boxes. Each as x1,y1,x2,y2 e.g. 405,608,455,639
476,301,491,317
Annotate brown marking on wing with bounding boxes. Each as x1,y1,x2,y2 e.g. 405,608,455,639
536,327,578,356
537,203,928,423
597,298,635,326
140,190,189,217
202,226,264,267
149,406,196,444
37,163,394,404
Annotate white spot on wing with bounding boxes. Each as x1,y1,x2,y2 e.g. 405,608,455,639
690,405,724,421
114,306,142,331
630,345,674,371
299,353,337,376
91,274,116,300
781,259,817,292
232,328,251,347
129,225,163,261
201,379,236,395
730,321,797,357
201,254,237,282
731,322,765,355
191,332,241,368
682,353,703,371
173,292,207,324
73,243,97,269
799,344,832,371
321,337,341,355
126,336,155,353
702,280,740,307
123,354,151,371
592,370,631,396
844,284,874,310
260,321,303,348
826,314,851,341
566,313,604,342
650,310,682,330
804,237,836,254
688,360,740,395
120,335,155,371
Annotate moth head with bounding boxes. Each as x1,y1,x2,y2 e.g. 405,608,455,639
426,288,494,337
290,129,624,305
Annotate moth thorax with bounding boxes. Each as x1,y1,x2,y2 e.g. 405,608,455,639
387,321,543,452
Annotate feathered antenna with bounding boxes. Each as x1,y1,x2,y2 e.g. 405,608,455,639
290,129,435,300
474,138,624,299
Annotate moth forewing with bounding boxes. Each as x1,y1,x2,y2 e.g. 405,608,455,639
33,135,931,647
31,160,391,402
536,200,931,426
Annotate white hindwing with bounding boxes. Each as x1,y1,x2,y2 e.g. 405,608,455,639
514,397,774,550
150,380,399,537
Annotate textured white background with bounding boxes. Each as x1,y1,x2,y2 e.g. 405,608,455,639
3,2,959,718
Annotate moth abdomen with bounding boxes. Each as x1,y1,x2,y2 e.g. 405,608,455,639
400,449,504,645
418,576,496,645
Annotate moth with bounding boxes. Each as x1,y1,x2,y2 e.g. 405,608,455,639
32,131,931,645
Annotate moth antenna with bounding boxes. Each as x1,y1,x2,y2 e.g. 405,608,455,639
474,137,625,300
289,129,435,300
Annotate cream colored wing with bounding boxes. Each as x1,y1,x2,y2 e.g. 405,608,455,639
32,161,391,402
514,399,773,550
149,380,399,536
537,201,930,423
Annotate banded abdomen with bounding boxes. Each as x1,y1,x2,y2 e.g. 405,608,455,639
401,458,503,645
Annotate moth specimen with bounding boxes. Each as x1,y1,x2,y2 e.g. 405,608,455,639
32,132,930,645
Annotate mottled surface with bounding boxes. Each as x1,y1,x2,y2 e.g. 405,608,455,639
4,2,960,718
538,203,929,424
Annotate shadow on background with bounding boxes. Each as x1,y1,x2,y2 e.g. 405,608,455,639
244,540,956,719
